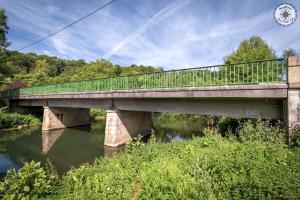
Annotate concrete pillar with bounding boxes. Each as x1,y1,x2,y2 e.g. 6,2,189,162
42,107,90,131
287,56,300,141
104,110,153,147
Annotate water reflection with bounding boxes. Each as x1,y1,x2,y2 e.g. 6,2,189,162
0,117,205,176
0,123,106,175
42,129,64,154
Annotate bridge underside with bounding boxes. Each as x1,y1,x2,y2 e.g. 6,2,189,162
15,98,283,120
6,84,293,147
5,83,300,147
12,97,286,147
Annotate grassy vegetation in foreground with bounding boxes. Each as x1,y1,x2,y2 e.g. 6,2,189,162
1,120,300,200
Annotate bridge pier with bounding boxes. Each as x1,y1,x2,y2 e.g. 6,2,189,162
104,110,153,147
42,107,90,131
287,57,300,140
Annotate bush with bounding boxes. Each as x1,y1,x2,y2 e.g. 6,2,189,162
0,112,39,129
90,109,106,121
291,125,300,147
0,161,59,200
54,133,299,199
238,120,285,144
217,116,241,137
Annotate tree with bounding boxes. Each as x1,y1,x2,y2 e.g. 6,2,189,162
0,9,10,48
282,48,296,59
0,9,10,88
31,59,50,85
224,36,277,64
222,36,279,84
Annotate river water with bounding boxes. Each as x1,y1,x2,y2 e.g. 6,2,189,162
0,116,205,176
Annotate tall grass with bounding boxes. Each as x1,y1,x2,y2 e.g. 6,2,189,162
1,121,300,200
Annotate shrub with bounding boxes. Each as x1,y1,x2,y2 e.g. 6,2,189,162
53,134,300,199
238,120,285,145
90,109,106,121
217,116,241,137
0,160,59,200
291,125,300,147
0,112,39,129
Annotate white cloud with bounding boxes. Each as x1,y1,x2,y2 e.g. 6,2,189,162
102,0,190,59
1,0,300,69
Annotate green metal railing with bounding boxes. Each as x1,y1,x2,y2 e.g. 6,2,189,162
1,58,287,97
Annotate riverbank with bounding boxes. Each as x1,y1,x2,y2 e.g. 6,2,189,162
1,121,300,200
0,112,40,131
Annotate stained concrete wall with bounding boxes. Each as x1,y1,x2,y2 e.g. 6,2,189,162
42,107,90,131
104,110,152,147
287,57,300,132
287,90,300,129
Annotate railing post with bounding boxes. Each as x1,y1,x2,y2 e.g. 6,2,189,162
192,70,195,87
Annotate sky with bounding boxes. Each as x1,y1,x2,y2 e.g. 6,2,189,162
0,0,300,69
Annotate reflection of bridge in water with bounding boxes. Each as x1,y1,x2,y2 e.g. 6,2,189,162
1,57,300,146
42,129,64,154
41,129,124,157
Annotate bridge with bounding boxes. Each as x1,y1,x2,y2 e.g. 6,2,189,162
1,56,300,147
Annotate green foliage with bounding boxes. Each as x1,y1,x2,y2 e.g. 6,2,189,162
0,9,10,48
217,116,240,137
1,51,161,90
282,48,296,59
291,125,300,147
224,36,277,64
90,109,106,121
1,121,295,199
238,120,285,144
51,131,299,200
126,135,146,154
0,112,40,129
0,161,59,200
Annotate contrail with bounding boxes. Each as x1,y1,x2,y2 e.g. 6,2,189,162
103,0,190,59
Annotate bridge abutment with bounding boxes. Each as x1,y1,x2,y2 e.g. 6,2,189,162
104,110,153,147
287,57,300,140
42,107,90,131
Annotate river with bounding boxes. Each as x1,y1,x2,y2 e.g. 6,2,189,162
0,114,206,177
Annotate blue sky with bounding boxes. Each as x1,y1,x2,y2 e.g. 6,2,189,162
0,0,299,69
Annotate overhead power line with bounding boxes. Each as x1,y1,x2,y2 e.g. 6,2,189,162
17,0,118,51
